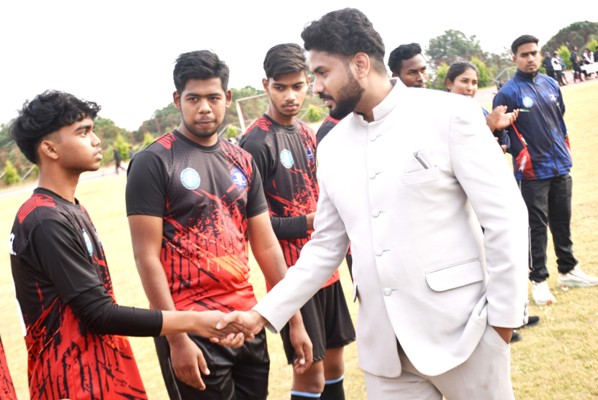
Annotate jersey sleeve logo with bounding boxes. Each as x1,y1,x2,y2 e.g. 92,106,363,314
230,166,248,190
280,149,294,169
306,147,314,163
82,229,94,255
180,167,201,190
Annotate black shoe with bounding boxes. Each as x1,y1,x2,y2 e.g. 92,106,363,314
511,331,522,343
522,315,540,328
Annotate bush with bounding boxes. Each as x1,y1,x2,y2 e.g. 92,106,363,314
305,105,324,123
3,160,20,185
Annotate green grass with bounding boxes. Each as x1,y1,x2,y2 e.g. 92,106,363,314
1,80,597,399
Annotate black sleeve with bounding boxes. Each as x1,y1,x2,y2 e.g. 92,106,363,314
271,215,308,240
239,132,273,183
245,158,270,218
68,286,163,337
32,220,163,336
126,150,168,217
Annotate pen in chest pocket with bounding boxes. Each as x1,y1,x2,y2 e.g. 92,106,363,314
414,151,431,169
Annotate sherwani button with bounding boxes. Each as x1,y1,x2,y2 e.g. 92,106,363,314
383,288,392,296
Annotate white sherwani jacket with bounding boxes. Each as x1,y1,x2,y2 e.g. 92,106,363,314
254,81,529,378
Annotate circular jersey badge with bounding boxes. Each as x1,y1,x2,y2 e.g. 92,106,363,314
230,166,248,190
280,149,294,169
522,96,534,109
180,168,201,190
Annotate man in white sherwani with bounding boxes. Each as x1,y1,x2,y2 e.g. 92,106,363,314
218,8,529,400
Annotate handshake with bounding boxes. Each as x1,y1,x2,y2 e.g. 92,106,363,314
206,310,267,347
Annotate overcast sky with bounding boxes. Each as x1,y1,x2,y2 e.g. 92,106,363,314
1,1,596,130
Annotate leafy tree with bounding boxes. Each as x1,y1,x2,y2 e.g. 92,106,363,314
94,117,132,143
586,37,598,52
431,63,450,90
542,21,598,53
426,30,485,69
134,103,179,143
142,132,155,149
0,122,15,150
3,160,20,185
111,134,130,161
470,56,492,88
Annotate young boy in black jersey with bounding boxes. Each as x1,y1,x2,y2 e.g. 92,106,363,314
126,50,311,400
239,43,355,400
8,90,244,400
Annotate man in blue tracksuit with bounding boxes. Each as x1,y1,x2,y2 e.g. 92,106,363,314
494,34,598,306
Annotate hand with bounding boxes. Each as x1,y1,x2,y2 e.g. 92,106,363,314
193,310,247,346
492,326,514,344
168,334,209,390
289,316,313,374
215,310,266,338
486,106,519,131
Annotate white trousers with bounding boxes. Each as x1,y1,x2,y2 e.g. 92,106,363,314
364,324,514,400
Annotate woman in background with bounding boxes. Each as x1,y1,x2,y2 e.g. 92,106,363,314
444,61,518,153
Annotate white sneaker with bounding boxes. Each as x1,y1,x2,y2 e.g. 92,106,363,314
558,265,598,287
532,280,556,305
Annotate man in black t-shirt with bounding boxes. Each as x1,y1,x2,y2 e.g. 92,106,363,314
9,90,242,400
126,50,311,400
240,43,355,400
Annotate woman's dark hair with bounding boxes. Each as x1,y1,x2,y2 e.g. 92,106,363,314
445,61,479,87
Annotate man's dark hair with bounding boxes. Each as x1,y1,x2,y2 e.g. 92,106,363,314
173,50,229,93
263,43,307,79
10,90,101,164
387,43,422,75
301,8,385,71
511,35,539,55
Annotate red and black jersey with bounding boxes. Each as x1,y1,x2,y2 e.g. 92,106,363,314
9,188,146,400
126,131,268,313
0,335,16,400
316,115,340,145
241,115,339,288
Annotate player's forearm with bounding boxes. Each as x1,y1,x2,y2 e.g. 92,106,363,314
254,246,289,288
134,256,177,311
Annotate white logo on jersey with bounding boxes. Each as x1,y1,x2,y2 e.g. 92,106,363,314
181,168,201,190
82,229,93,256
280,149,294,169
9,233,16,256
522,96,534,108
230,167,248,190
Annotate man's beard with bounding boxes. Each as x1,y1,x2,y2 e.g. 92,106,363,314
183,120,219,140
329,73,364,120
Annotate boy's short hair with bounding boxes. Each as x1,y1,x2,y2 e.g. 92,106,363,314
11,90,101,164
263,43,307,80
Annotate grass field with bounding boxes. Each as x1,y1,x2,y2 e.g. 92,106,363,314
1,80,597,399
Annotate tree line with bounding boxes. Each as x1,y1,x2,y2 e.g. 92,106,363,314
1,21,596,186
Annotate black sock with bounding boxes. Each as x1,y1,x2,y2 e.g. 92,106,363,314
321,376,345,400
